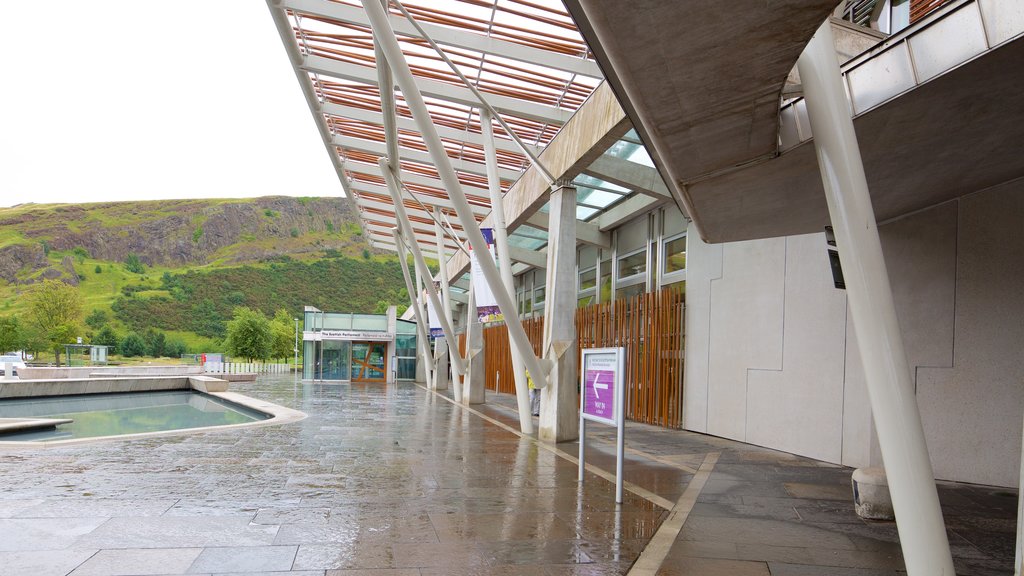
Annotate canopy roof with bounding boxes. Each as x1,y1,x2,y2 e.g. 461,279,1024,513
269,0,636,259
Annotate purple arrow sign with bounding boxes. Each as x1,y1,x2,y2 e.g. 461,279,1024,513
582,350,620,426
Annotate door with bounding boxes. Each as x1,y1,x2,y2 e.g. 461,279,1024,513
351,341,387,382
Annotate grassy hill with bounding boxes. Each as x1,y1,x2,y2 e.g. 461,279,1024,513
0,197,414,353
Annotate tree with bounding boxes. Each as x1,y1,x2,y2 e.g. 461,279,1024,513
93,325,119,354
225,307,271,361
270,308,295,363
164,338,188,358
0,316,25,354
26,279,83,364
124,253,145,274
119,332,146,357
85,309,109,329
142,328,167,357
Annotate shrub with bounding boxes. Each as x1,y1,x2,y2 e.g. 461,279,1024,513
119,332,146,357
124,253,144,274
290,228,299,238
94,265,102,274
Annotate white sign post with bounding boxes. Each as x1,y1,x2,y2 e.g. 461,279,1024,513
578,347,626,504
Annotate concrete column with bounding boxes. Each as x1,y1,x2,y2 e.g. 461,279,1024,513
463,280,486,405
798,20,954,576
539,182,579,443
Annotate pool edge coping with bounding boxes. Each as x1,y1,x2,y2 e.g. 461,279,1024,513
0,390,307,449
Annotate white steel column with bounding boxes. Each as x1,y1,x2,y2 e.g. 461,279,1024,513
433,207,454,321
539,182,579,443
394,229,434,385
481,109,533,432
361,0,550,392
379,158,466,383
463,280,486,405
414,256,431,385
432,206,453,393
798,21,954,576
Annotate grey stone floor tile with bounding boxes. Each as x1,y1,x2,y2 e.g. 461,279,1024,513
656,556,770,575
70,547,202,575
292,543,396,571
0,517,108,551
0,548,98,576
15,498,178,518
0,498,44,518
766,562,901,575
187,545,298,573
325,570,417,576
77,516,279,548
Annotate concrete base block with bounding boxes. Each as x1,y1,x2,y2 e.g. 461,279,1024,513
852,467,895,520
189,376,229,393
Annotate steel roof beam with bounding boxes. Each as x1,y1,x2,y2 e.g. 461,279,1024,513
350,181,489,217
332,134,522,182
508,245,547,269
279,0,601,79
302,54,574,126
595,194,665,231
524,212,610,248
322,102,534,157
349,160,492,195
582,154,671,199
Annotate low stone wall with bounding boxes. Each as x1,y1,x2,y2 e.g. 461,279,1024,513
0,375,229,399
18,365,204,380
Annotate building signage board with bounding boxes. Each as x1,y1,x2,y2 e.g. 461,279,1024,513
578,347,626,503
471,228,503,324
320,330,393,341
426,293,444,339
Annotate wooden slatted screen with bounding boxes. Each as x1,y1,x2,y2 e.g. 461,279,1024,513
911,0,950,23
480,286,685,428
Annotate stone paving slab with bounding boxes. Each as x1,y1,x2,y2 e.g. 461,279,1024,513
0,376,1016,575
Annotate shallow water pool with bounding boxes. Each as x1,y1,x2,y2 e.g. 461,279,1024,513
0,390,270,441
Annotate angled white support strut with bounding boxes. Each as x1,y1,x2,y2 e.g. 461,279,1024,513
481,108,533,433
379,159,466,378
798,20,954,576
393,228,434,383
361,0,549,390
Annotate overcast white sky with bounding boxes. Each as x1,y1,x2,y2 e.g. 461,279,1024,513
0,2,342,208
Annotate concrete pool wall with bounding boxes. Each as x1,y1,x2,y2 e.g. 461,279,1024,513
0,374,306,447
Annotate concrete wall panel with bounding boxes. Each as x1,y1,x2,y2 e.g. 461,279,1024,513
746,234,848,463
916,183,1024,486
682,233,721,432
687,180,1024,486
706,237,786,442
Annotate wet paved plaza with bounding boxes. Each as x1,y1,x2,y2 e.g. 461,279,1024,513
0,375,1016,575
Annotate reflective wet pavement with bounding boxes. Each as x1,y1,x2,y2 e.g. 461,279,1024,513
0,376,1015,575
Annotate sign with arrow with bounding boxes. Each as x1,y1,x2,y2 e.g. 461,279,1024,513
582,349,621,426
579,347,626,502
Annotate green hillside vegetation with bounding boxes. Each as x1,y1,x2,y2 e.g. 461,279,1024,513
111,257,410,339
0,197,421,359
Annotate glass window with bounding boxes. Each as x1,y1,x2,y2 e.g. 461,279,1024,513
534,287,546,306
352,314,387,331
579,267,596,291
578,295,594,308
665,280,686,295
616,282,645,301
618,249,646,279
395,334,417,358
664,234,687,274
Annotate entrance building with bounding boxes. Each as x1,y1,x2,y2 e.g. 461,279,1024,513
301,305,418,382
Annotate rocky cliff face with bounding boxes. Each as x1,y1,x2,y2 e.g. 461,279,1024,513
0,196,365,285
